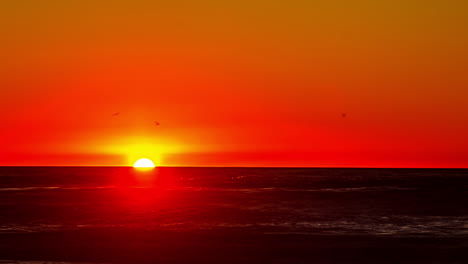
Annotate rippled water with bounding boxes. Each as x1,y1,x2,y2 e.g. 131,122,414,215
0,167,466,238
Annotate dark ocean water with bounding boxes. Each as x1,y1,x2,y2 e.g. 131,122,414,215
0,167,467,263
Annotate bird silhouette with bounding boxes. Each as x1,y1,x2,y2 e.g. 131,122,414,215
154,121,160,126
341,113,347,118
112,112,120,116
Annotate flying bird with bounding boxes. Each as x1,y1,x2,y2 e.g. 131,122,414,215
112,112,120,116
154,121,160,126
341,113,347,118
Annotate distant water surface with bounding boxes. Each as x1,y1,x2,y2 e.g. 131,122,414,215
0,167,467,263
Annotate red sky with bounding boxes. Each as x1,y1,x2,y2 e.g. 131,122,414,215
1,1,468,167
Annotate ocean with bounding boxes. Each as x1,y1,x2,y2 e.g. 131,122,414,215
0,167,466,263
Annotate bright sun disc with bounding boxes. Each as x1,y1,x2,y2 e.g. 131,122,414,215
133,158,156,168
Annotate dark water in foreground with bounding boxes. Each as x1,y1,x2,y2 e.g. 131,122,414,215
0,167,467,263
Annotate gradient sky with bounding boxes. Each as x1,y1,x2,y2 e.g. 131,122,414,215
1,0,468,167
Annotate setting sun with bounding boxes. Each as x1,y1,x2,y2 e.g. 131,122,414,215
133,158,156,168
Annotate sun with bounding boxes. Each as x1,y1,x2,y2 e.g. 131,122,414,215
133,158,156,169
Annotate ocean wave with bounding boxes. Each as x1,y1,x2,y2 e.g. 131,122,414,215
0,186,416,193
0,186,117,191
0,260,100,264
1,215,466,237
168,186,417,193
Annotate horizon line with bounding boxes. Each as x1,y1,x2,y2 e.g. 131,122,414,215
0,166,467,170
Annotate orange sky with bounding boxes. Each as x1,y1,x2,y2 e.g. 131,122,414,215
1,0,468,167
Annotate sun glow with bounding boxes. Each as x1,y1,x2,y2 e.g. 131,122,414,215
133,158,156,169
